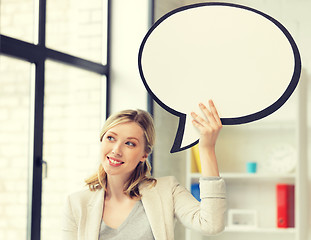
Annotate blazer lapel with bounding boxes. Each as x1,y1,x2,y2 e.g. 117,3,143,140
140,185,166,240
85,189,105,240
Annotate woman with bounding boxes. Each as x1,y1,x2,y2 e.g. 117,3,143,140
62,100,226,240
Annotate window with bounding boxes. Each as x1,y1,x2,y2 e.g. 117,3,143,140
46,0,107,63
0,1,110,239
41,60,105,240
0,55,31,240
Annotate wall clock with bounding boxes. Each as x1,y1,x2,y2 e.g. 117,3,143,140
263,144,296,173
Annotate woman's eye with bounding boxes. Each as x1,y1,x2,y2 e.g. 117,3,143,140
107,136,115,141
126,141,136,147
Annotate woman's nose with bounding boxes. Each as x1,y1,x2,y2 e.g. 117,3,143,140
112,144,122,157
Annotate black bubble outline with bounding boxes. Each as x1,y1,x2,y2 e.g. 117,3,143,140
138,2,301,153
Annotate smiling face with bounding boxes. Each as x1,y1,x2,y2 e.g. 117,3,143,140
101,121,148,180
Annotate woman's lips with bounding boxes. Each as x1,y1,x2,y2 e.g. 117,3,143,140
107,156,124,167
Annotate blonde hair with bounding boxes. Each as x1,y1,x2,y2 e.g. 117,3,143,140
85,109,157,199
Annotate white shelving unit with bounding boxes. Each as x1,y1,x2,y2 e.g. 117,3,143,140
186,152,299,240
186,161,298,240
185,74,308,240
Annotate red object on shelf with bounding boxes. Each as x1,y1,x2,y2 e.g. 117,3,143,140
276,184,295,228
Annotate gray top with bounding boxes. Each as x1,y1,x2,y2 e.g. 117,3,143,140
98,200,155,240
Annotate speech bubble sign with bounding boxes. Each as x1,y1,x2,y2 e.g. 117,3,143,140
138,2,301,153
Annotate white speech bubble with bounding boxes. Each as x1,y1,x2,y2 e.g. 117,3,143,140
138,2,301,153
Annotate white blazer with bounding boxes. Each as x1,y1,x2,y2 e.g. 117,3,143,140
62,176,226,240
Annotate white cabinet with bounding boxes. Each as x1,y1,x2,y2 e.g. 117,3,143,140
185,73,308,240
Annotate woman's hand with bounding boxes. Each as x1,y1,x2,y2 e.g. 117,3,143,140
191,100,222,150
191,100,222,177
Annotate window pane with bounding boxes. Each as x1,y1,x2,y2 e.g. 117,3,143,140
0,55,31,239
46,0,108,64
41,60,106,240
0,0,34,43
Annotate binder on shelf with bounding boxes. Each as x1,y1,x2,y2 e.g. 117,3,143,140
191,145,201,173
191,183,200,201
276,184,295,228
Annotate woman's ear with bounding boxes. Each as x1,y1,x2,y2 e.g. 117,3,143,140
140,153,148,162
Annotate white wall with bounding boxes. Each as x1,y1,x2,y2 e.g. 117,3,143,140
109,0,150,113
154,0,311,239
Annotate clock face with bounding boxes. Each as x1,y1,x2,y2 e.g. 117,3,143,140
263,144,296,173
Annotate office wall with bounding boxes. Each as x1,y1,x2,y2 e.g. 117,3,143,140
109,0,150,113
153,0,311,239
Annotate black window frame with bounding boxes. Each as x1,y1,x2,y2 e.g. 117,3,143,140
0,0,111,239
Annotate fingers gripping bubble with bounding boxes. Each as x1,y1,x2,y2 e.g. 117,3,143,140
138,2,301,153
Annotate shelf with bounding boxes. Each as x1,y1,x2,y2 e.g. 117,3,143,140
190,173,296,185
190,172,296,180
224,227,296,234
222,121,296,131
222,173,296,180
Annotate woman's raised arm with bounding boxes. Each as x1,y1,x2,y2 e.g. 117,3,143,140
191,100,222,177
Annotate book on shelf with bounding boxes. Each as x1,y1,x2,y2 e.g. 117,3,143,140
191,145,201,173
276,183,295,228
